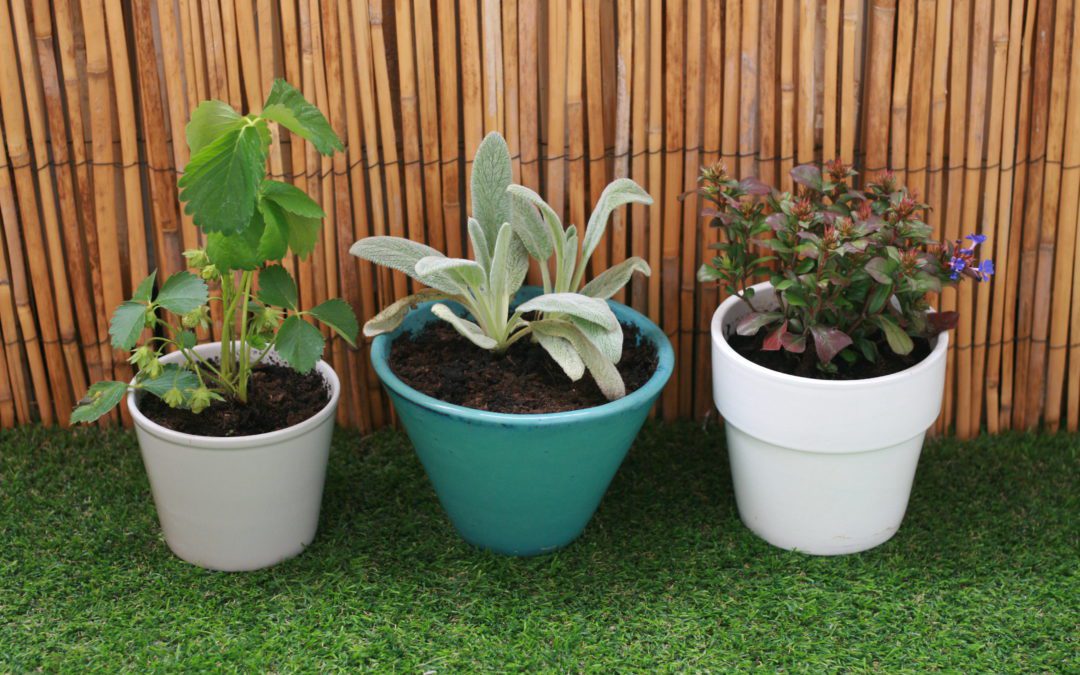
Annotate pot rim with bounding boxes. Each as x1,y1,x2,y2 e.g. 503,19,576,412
370,296,675,427
710,280,950,390
127,340,341,449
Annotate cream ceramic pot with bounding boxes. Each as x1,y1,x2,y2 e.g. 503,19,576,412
711,282,948,555
128,342,339,571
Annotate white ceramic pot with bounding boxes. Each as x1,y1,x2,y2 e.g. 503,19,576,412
128,342,339,571
711,282,948,555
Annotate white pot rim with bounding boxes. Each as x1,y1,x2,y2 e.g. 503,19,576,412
710,282,950,390
127,341,341,450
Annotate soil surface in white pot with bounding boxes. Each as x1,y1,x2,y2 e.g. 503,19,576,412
726,330,933,380
139,361,330,437
389,321,658,414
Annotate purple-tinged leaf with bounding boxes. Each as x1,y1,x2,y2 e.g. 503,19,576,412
790,164,823,191
762,322,788,351
864,257,893,284
781,331,806,353
810,326,853,363
927,311,959,333
739,176,772,195
735,311,784,336
766,212,788,232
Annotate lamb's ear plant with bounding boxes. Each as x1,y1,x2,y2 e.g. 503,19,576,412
72,79,358,424
351,132,653,400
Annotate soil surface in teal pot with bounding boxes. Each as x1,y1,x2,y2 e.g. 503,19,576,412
370,288,674,556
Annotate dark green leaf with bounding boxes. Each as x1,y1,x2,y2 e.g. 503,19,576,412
156,272,210,314
257,265,298,309
283,210,322,259
867,283,892,315
178,123,267,234
132,271,157,303
275,315,325,373
177,330,198,349
140,363,200,401
186,100,244,154
261,79,343,156
874,315,915,355
109,302,148,350
206,213,266,271
260,180,326,218
71,381,128,424
309,298,359,346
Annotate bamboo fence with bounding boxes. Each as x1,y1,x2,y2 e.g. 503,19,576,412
0,0,1078,437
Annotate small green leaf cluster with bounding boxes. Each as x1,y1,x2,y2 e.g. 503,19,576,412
351,132,653,400
697,161,993,375
72,80,357,424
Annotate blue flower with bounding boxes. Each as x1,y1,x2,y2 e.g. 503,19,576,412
965,233,987,246
949,256,967,280
978,259,995,278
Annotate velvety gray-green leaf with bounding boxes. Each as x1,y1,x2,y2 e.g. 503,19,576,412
350,237,459,294
467,218,492,273
580,178,653,268
415,256,486,290
509,191,554,261
431,303,497,350
516,292,618,331
470,132,513,248
534,332,585,381
580,257,651,299
362,289,454,337
532,319,626,399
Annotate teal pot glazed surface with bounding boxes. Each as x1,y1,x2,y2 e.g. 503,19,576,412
370,288,674,556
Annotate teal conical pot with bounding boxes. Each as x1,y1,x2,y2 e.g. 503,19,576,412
370,288,674,556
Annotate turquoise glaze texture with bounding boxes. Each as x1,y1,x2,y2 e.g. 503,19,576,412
370,289,674,556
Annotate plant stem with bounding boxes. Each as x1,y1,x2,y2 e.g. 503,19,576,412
236,271,254,403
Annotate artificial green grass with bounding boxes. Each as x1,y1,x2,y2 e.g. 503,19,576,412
0,423,1076,672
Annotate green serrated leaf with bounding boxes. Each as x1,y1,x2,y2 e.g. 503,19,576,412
177,331,197,349
71,381,128,424
308,298,359,346
275,315,325,373
283,210,322,259
260,179,326,218
109,302,148,350
206,212,266,271
186,100,244,154
140,363,200,401
261,79,343,156
178,123,267,234
257,265,298,309
132,271,157,303
156,272,210,314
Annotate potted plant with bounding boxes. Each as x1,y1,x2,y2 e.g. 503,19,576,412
351,133,674,556
72,80,358,571
699,161,993,555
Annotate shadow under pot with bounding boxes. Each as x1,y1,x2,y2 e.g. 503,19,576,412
128,342,339,571
710,281,949,555
370,288,674,557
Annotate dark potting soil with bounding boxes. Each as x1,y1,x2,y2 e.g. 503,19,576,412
389,321,660,414
726,330,933,380
138,362,330,437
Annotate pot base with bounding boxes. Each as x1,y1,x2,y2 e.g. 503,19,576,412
726,424,923,555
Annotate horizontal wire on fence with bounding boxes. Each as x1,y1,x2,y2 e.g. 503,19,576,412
4,148,1076,180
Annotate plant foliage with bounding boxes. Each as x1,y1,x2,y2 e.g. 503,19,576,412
73,80,356,424
351,132,653,401
697,161,993,376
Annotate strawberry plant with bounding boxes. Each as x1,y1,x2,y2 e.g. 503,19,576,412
72,80,358,423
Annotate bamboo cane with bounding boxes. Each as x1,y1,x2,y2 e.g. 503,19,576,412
585,0,608,276
889,0,914,183
759,0,778,186
610,0,634,303
905,0,937,200
797,0,817,165
629,0,649,311
660,0,685,419
779,0,795,186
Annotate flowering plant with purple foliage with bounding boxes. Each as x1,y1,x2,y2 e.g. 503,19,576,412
697,160,993,376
